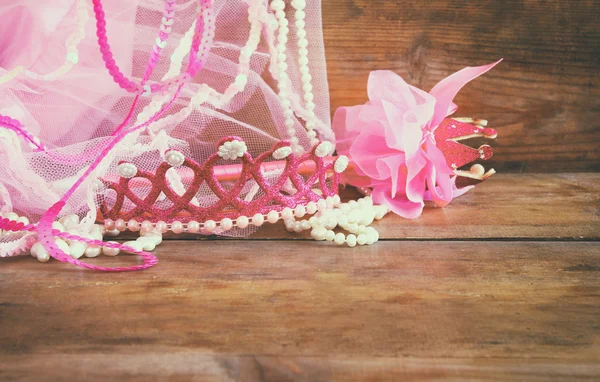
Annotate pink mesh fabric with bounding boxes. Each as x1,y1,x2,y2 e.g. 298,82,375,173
0,0,332,258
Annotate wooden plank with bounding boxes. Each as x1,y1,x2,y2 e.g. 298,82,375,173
143,173,598,240
257,173,600,240
322,1,600,172
1,353,599,382
1,241,598,381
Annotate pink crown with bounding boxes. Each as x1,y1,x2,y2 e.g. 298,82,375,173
98,137,345,228
435,118,497,182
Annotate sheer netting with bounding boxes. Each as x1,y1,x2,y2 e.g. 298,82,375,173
0,0,332,257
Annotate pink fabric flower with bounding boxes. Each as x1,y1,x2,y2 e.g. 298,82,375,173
333,60,501,219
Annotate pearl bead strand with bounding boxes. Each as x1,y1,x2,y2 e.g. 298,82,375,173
290,0,319,148
0,211,165,263
270,0,304,156
282,196,389,247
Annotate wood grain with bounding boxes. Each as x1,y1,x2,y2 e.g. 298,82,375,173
256,173,600,240
118,174,599,241
1,241,599,381
322,0,600,172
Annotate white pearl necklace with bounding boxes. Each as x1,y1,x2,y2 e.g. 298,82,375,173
282,195,389,247
0,211,164,263
290,0,319,148
270,0,305,155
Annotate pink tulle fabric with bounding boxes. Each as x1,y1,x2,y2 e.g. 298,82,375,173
0,0,333,267
333,61,501,219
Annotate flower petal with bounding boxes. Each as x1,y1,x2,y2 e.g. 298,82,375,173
372,186,424,220
429,59,502,128
349,126,397,181
405,153,428,203
332,105,363,155
367,70,418,108
379,154,407,198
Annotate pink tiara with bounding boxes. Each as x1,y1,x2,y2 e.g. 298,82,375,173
98,137,345,233
436,118,498,181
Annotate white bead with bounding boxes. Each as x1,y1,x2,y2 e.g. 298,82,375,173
221,218,234,231
143,232,163,245
281,208,294,221
267,210,279,224
235,74,248,88
252,213,264,227
334,233,346,245
374,205,388,220
165,150,185,167
346,234,357,248
311,227,327,241
218,140,247,160
308,216,320,228
347,223,359,233
333,194,341,207
321,215,337,230
204,220,217,233
326,196,336,208
31,242,50,262
300,220,312,230
338,214,348,227
273,146,293,160
315,141,333,157
298,56,309,66
316,199,327,211
117,163,138,179
137,237,156,251
122,241,143,253
366,234,375,245
59,214,80,229
291,0,307,10
294,205,306,218
69,242,86,259
85,245,102,258
334,155,349,173
293,222,303,233
325,230,336,242
359,208,376,226
347,210,361,225
270,0,285,12
357,234,367,246
235,216,248,229
470,164,486,177
51,221,65,233
295,10,306,20
102,242,120,257
306,202,317,214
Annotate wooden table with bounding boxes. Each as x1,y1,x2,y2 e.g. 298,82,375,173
1,174,598,381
